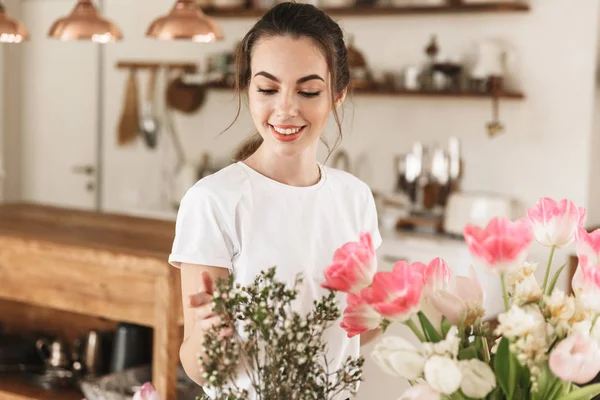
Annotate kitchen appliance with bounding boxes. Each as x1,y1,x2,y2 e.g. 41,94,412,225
443,191,523,236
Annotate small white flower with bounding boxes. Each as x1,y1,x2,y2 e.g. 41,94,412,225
513,275,542,305
496,305,544,339
459,359,496,398
423,326,460,358
424,355,462,395
507,261,538,286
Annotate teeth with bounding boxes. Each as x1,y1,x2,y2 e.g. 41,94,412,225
273,126,302,135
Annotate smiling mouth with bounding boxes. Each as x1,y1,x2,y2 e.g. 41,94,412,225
269,124,306,142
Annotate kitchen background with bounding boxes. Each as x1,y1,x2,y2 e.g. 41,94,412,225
1,0,600,399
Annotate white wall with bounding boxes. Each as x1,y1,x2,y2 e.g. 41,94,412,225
587,3,600,227
98,0,600,224
2,0,23,203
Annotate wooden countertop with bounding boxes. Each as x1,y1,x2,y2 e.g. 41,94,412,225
0,202,176,260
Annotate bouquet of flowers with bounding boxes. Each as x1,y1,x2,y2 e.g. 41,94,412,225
196,268,363,399
321,197,600,400
132,268,363,400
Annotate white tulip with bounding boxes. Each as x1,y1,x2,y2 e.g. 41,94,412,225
424,355,462,395
459,359,496,398
372,336,426,380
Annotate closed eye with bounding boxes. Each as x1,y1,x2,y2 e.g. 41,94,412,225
257,88,322,98
257,88,276,95
300,91,321,98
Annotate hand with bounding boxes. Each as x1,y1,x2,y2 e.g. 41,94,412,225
189,271,233,339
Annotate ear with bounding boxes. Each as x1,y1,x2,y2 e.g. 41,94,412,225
334,87,347,108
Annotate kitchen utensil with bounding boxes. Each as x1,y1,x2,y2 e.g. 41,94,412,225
109,323,152,373
73,330,113,378
0,332,41,368
443,191,523,236
487,76,505,137
140,68,160,149
117,68,140,146
166,72,206,114
36,337,71,370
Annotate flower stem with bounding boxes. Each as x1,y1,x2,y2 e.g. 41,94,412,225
592,314,599,332
404,319,426,342
501,274,510,311
482,335,491,363
542,245,557,293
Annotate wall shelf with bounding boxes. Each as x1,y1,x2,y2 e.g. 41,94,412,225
203,2,530,18
204,81,525,100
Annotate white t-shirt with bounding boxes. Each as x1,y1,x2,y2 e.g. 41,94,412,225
169,161,382,399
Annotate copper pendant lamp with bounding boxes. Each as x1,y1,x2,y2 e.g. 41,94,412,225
0,0,28,43
146,0,223,43
48,0,122,43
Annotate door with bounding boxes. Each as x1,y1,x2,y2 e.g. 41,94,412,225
19,0,98,210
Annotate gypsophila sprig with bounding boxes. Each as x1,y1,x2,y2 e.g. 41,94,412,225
199,267,364,400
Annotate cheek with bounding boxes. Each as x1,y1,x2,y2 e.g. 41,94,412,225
303,98,332,126
248,94,271,120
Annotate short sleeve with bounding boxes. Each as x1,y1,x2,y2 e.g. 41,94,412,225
364,187,383,250
168,186,235,269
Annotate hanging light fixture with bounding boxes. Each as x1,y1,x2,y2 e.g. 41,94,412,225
48,0,122,43
0,0,28,43
146,0,223,43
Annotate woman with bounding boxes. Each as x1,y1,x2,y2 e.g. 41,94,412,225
169,2,382,398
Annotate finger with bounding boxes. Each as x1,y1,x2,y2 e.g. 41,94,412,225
202,271,215,296
218,327,234,340
189,292,212,307
195,303,216,320
198,315,223,332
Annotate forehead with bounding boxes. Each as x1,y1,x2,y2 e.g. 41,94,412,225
251,36,329,80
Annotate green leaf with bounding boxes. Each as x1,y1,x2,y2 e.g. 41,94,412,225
441,316,452,337
488,388,504,400
458,346,479,361
556,384,600,400
418,311,442,342
547,261,569,295
494,338,518,399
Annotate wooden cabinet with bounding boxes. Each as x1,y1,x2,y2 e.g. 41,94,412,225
0,203,183,400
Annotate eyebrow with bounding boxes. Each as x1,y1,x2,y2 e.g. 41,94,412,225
254,71,325,84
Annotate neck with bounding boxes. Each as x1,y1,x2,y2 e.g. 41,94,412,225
244,145,320,187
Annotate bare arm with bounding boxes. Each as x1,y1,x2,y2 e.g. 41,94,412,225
179,262,231,385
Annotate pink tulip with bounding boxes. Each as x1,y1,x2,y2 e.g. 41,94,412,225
463,217,533,274
429,266,484,326
549,333,600,384
578,255,600,290
340,292,383,338
527,197,586,248
133,383,162,400
322,231,377,294
361,261,424,322
573,228,600,292
398,383,440,400
417,257,451,292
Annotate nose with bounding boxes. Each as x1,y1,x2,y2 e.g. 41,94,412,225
275,91,298,119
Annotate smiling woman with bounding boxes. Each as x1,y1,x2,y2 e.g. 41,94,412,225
169,3,382,400
227,2,349,166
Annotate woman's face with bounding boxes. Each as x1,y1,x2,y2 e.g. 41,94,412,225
248,35,343,159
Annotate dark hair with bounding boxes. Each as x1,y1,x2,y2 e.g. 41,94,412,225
227,1,350,162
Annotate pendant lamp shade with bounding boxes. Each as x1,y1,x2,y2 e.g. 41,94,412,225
0,1,28,43
146,0,223,43
48,0,122,43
